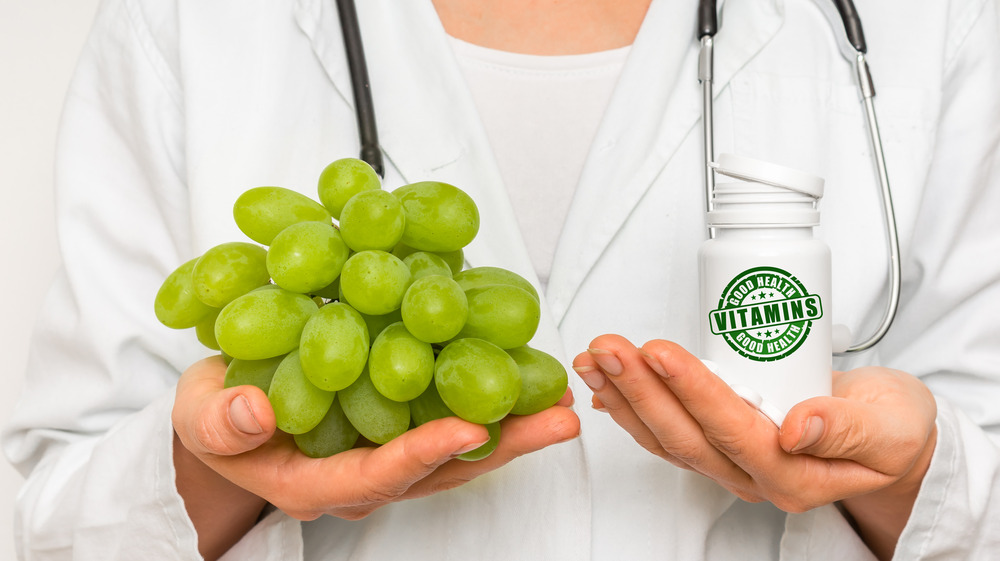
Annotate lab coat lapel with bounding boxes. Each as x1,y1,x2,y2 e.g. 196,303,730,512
293,0,536,284
546,0,784,324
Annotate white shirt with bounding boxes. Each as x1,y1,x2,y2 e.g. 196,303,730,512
4,0,1000,559
451,38,629,288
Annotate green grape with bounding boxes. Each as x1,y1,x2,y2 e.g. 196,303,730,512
409,381,456,426
457,422,501,462
223,355,285,394
392,181,480,252
215,287,318,360
389,242,419,261
299,302,370,391
339,368,410,445
195,308,222,350
191,242,270,308
317,158,381,219
154,257,217,329
293,395,360,458
400,275,468,344
409,382,498,461
339,250,412,315
267,350,336,434
233,186,332,245
453,266,539,302
393,243,465,275
434,338,521,424
456,284,540,349
312,276,340,300
250,283,282,293
359,308,403,343
339,189,406,252
402,251,452,280
368,322,435,402
438,249,465,275
506,346,569,415
266,221,350,294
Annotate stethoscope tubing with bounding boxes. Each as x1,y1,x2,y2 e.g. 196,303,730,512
849,52,901,353
336,0,384,178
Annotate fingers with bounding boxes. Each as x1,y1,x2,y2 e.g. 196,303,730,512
403,405,580,498
556,386,575,408
240,414,495,520
305,406,579,519
172,356,277,457
573,338,678,463
640,340,806,486
573,336,754,490
494,404,580,458
640,339,768,445
354,416,492,499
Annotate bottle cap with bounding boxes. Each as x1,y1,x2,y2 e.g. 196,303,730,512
707,154,824,228
711,153,824,199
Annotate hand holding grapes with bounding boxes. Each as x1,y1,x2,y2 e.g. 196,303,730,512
172,355,578,559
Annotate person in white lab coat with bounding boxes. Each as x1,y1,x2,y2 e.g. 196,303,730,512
4,0,999,560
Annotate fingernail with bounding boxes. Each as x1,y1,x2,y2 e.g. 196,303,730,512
455,440,490,455
587,348,623,376
592,404,608,413
639,349,668,377
555,426,582,444
573,364,607,391
229,395,263,435
792,416,824,452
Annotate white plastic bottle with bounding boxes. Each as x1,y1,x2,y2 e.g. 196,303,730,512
699,154,832,423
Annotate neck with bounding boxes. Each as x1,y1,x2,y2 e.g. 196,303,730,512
432,0,653,55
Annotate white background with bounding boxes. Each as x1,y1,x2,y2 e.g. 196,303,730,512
1,0,102,558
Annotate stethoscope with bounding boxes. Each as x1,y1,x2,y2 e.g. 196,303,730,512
698,0,900,355
335,0,901,355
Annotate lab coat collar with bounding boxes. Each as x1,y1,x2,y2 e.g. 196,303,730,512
546,0,784,323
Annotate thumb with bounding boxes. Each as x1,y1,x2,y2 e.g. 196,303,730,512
778,396,923,475
173,356,277,457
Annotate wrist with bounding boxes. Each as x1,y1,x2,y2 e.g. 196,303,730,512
173,432,268,560
840,424,938,561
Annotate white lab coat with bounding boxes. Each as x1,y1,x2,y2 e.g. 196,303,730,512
5,0,999,559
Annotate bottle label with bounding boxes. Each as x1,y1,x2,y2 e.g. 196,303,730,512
708,266,823,362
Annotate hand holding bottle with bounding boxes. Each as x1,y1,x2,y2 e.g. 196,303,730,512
573,335,936,560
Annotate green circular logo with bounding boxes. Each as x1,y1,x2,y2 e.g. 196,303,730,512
708,266,823,362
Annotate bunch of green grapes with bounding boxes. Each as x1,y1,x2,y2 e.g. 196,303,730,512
154,158,568,461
